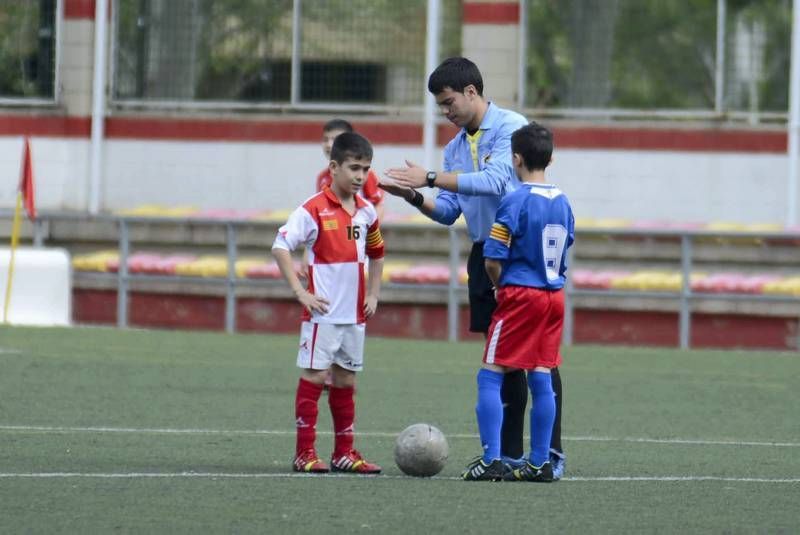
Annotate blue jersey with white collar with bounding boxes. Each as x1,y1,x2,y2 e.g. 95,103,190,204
483,183,575,290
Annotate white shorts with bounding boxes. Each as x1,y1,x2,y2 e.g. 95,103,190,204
297,321,365,372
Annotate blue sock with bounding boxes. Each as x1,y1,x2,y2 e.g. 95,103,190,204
527,371,556,467
475,368,504,463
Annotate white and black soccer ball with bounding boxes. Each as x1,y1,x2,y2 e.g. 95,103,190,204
394,423,449,477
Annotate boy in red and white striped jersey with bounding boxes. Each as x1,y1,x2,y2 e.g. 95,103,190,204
272,132,385,474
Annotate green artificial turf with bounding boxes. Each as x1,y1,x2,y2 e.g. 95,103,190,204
1,326,798,533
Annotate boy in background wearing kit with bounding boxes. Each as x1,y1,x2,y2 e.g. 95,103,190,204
317,119,385,221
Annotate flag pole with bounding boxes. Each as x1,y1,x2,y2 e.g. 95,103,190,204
4,136,34,324
2,192,23,323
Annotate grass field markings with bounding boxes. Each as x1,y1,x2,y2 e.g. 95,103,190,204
0,472,798,483
0,424,428,438
565,476,800,483
0,347,22,355
568,435,800,448
2,424,799,448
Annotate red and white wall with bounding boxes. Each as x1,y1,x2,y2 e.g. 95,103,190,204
0,0,793,224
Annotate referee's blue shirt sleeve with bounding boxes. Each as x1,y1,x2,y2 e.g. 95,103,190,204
456,119,524,196
430,190,462,225
430,142,463,225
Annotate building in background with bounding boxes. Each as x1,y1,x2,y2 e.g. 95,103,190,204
0,0,795,224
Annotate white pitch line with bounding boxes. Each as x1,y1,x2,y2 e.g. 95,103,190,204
0,425,327,437
566,476,800,483
0,472,798,483
0,424,798,448
0,472,391,480
566,435,800,448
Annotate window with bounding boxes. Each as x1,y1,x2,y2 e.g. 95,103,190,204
0,0,57,101
112,0,462,108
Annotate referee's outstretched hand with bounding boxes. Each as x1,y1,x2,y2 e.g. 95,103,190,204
385,160,426,189
378,175,412,197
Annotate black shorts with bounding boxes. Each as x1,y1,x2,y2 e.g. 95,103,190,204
467,241,497,334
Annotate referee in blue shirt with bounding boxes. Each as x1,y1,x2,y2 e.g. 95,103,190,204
382,57,567,477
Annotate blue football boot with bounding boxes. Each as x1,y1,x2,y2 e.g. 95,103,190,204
549,449,566,481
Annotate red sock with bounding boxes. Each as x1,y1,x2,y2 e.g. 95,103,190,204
328,385,356,457
295,378,324,456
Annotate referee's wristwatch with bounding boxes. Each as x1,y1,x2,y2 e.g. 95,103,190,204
425,171,437,188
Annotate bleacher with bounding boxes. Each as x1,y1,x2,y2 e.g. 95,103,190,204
67,206,800,298
6,205,796,349
72,251,800,298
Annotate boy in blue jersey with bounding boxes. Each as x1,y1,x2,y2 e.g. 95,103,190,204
461,122,574,482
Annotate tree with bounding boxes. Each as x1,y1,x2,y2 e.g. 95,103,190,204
113,0,461,105
565,0,619,107
114,0,292,101
525,0,790,114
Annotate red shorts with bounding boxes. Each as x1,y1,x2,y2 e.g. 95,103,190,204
483,286,564,370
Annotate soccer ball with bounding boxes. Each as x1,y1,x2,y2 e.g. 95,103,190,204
394,423,449,477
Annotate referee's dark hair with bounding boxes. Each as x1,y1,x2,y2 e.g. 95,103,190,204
512,121,553,171
330,132,373,164
428,57,484,96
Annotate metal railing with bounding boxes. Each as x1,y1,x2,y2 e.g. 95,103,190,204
563,229,800,349
3,211,464,335
4,211,800,347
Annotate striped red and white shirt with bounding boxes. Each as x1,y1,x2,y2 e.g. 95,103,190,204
272,187,385,324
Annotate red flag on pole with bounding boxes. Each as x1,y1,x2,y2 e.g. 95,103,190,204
19,137,36,221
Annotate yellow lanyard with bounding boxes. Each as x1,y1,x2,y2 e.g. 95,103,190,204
466,130,484,171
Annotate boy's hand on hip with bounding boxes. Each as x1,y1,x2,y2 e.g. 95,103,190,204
296,290,329,315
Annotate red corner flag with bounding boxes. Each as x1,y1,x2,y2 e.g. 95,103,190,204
19,137,36,221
